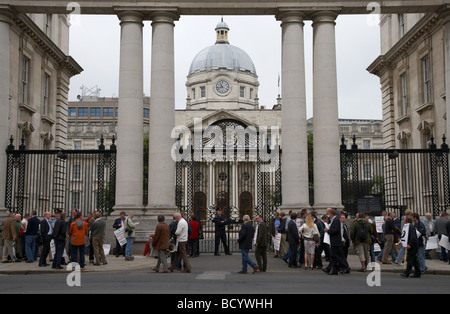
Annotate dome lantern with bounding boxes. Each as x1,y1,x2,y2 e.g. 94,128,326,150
215,17,230,44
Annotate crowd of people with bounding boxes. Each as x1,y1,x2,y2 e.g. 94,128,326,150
2,206,450,277
0,208,122,270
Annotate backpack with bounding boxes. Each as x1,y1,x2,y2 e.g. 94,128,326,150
357,220,368,242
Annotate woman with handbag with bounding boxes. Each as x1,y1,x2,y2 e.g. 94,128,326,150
298,213,320,270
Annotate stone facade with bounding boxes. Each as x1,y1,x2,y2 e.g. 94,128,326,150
0,9,82,213
368,11,447,149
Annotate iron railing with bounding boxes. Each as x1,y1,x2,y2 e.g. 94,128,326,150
340,135,449,218
4,135,116,217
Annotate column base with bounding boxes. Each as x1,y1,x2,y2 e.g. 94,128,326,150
312,204,344,216
279,204,312,214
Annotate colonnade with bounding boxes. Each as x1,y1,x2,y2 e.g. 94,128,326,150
111,9,344,215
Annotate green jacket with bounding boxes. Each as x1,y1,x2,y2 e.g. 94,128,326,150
124,217,136,238
350,219,372,245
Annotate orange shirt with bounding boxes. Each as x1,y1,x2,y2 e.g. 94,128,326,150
69,218,88,246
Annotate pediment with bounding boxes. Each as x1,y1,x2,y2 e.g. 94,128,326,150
185,109,259,131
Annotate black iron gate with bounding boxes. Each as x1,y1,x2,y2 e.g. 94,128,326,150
4,135,116,217
340,135,449,218
175,143,282,253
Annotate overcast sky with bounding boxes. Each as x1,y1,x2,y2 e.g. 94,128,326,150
68,14,382,120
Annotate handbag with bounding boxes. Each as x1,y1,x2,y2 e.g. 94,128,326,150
313,233,320,243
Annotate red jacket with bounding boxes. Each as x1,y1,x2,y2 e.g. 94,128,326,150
189,220,200,239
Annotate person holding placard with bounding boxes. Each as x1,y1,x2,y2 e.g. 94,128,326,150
400,217,421,278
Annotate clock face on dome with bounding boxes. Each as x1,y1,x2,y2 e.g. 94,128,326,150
215,80,230,94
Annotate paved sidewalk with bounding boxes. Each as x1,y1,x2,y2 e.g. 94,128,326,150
1,252,449,275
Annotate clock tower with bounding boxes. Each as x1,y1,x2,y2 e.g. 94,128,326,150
185,20,260,110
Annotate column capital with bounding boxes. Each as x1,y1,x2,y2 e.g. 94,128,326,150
116,10,145,26
311,10,339,26
149,10,179,26
275,10,306,26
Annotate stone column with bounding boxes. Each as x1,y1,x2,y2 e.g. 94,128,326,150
0,9,11,216
147,11,179,215
277,11,310,211
312,11,342,212
114,11,145,214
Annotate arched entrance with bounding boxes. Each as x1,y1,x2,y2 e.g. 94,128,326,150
216,191,229,216
193,191,207,223
239,191,253,219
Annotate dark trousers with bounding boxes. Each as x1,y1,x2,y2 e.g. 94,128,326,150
404,246,421,277
52,239,65,268
39,236,51,266
288,242,298,267
71,245,85,268
188,238,199,256
215,231,229,254
255,245,267,271
325,245,349,274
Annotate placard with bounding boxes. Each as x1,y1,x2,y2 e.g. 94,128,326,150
400,223,410,248
273,233,281,251
114,227,127,246
375,216,384,233
440,235,450,251
323,223,330,245
426,235,439,250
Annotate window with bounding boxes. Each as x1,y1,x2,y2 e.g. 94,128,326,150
400,72,408,116
91,107,101,117
72,164,81,180
71,192,80,210
249,88,253,99
200,86,206,98
422,55,431,104
191,88,196,100
43,73,50,115
143,108,149,118
68,107,77,117
363,164,372,179
363,140,371,150
45,14,52,37
240,86,245,98
399,14,405,38
22,56,30,104
115,107,118,117
78,108,89,116
73,140,82,150
103,107,114,116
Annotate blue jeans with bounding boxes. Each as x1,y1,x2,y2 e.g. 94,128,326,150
241,249,257,272
125,237,134,258
395,246,406,263
25,234,38,262
417,245,426,273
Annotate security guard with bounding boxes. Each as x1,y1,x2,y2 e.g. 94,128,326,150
213,208,232,256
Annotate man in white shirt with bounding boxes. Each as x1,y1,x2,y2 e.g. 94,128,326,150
168,212,192,273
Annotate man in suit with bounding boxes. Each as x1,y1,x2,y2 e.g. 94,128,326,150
323,208,350,275
38,212,53,267
287,212,300,268
51,210,67,269
401,217,421,278
255,215,268,272
113,211,127,257
213,208,231,256
24,211,40,263
237,215,260,274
